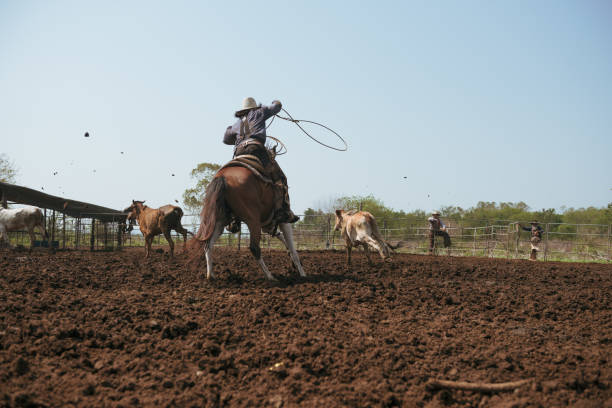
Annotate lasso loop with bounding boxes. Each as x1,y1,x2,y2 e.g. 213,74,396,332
265,136,287,156
265,108,348,152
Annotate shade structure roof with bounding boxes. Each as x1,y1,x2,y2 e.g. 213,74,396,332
0,181,127,223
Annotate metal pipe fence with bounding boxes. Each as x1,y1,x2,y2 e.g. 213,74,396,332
4,213,611,262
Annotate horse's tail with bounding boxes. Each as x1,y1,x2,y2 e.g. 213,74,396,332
385,240,407,250
195,176,228,242
172,206,184,218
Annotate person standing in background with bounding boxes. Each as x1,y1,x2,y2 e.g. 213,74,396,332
518,221,543,260
428,211,451,254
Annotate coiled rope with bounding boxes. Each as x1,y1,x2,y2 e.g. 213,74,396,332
266,108,348,152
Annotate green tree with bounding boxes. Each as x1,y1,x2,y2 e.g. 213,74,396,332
0,154,17,183
182,162,221,214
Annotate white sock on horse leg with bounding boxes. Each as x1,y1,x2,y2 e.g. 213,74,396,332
279,223,305,277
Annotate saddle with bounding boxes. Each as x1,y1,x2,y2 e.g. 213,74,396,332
221,154,273,184
221,153,288,233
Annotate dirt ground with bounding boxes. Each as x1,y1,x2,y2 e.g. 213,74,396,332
0,247,610,407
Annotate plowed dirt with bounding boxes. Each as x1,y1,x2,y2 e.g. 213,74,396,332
1,248,610,407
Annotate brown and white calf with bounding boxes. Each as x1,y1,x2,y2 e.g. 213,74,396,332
0,206,48,250
334,209,392,266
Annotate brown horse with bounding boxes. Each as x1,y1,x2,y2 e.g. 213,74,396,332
124,200,192,258
194,166,305,280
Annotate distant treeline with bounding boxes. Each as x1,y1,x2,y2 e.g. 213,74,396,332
302,195,612,230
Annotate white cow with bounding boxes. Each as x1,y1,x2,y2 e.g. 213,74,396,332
0,206,48,250
334,209,393,266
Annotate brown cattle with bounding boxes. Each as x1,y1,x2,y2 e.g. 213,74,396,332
334,209,395,266
124,200,191,258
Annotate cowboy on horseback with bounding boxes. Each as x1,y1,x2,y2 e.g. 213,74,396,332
223,97,299,226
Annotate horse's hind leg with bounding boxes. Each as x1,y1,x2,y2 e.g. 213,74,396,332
174,225,190,253
363,236,388,261
278,223,305,277
204,221,225,279
0,225,9,250
247,222,274,281
362,242,374,266
163,229,174,258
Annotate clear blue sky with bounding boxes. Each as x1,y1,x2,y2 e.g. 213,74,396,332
1,1,611,214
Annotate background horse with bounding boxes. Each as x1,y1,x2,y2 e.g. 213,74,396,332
124,200,192,258
193,166,305,280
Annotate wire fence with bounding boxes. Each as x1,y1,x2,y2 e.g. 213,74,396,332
4,213,611,262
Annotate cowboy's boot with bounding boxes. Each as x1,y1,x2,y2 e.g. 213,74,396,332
273,201,299,224
281,205,300,223
281,188,299,223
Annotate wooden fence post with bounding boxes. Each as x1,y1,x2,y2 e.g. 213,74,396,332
331,218,335,249
116,221,123,250
103,222,108,249
544,223,549,261
90,219,95,251
326,215,331,249
608,224,612,261
76,218,81,249
62,213,66,250
51,210,56,250
515,223,520,258
506,223,511,258
237,229,241,251
472,228,476,257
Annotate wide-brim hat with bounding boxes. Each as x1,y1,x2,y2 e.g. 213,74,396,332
530,220,539,224
432,211,441,216
235,97,258,117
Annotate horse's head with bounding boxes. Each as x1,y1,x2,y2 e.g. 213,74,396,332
334,209,345,231
123,200,145,224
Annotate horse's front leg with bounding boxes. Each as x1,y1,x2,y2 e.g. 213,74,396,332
346,241,353,267
278,223,305,277
145,235,153,258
